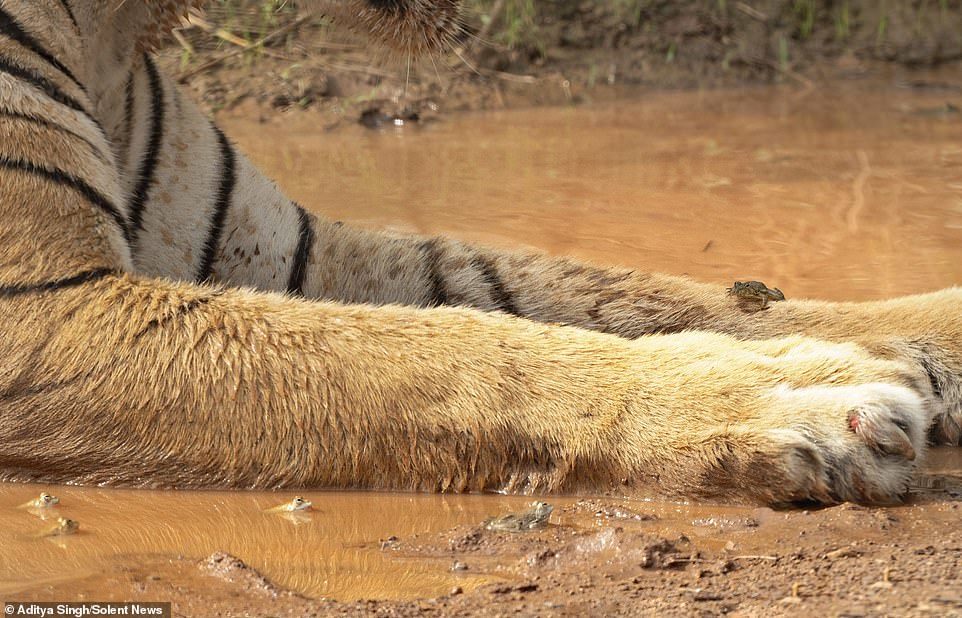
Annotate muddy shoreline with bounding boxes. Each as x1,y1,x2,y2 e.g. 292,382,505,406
158,0,962,207
9,481,962,616
7,449,962,613
161,1,962,125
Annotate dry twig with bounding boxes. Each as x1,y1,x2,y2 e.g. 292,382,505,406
178,14,313,83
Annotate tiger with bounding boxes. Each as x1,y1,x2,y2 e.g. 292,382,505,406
0,0,959,505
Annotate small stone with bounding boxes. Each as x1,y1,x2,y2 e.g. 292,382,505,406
693,591,724,601
825,547,864,559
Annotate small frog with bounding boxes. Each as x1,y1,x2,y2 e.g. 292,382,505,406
266,496,312,513
19,492,60,509
485,501,554,533
727,281,785,309
37,517,79,538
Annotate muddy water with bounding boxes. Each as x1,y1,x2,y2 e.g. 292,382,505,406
4,78,962,601
0,487,534,600
2,450,961,601
223,79,962,301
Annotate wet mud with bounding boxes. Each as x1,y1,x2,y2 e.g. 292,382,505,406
5,448,962,615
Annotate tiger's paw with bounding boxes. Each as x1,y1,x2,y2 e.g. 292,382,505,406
762,382,933,504
665,335,942,505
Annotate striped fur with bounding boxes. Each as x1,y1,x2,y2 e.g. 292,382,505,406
0,0,959,504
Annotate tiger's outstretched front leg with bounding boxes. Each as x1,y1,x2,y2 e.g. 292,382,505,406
190,197,962,446
107,44,962,448
0,272,937,504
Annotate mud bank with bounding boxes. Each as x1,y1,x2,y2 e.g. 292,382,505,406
160,1,962,122
9,458,962,616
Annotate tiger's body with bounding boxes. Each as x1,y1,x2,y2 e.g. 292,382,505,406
0,0,960,504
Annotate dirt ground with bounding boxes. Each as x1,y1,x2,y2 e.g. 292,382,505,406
160,0,962,123
26,491,962,616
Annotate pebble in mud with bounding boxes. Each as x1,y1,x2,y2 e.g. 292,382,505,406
359,107,421,130
870,567,896,590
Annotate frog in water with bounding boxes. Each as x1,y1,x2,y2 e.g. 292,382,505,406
267,496,312,513
727,281,785,309
485,501,554,532
37,517,79,538
19,492,60,509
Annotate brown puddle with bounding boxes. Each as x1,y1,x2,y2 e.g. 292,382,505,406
222,76,962,302
0,487,540,600
4,76,962,603
2,447,961,601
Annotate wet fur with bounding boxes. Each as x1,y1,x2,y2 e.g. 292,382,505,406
0,0,958,504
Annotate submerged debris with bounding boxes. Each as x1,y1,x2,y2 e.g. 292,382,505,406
359,107,421,129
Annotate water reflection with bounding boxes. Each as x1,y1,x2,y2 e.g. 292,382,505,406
222,77,961,301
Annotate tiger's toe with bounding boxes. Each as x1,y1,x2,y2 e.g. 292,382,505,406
769,382,935,504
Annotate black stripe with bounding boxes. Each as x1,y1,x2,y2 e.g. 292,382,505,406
56,0,80,33
0,6,86,93
472,255,521,316
287,205,315,296
196,127,236,283
0,157,130,242
0,107,108,163
0,56,101,135
127,55,165,244
123,71,135,149
135,295,217,338
0,267,115,298
419,238,449,307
